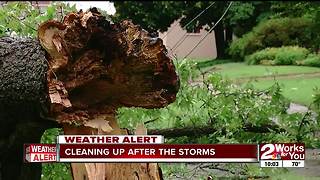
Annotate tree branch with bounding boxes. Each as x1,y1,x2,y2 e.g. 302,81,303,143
146,123,286,138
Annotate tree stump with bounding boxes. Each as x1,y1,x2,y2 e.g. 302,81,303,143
0,8,179,180
63,119,163,180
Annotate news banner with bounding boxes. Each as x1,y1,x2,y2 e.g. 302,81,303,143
24,135,305,168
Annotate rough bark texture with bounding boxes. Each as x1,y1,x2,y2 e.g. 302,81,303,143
0,37,48,134
225,24,233,58
0,37,58,180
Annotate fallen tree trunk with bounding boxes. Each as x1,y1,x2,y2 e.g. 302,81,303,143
0,37,59,180
0,8,179,180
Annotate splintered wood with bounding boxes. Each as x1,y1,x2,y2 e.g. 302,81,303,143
48,79,72,113
38,8,179,180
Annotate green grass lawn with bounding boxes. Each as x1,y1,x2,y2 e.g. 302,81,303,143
214,63,320,79
250,77,320,105
203,61,320,105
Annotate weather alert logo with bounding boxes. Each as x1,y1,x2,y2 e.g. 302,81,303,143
24,144,57,163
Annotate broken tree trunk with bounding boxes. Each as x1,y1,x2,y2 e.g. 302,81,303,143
37,8,179,180
0,8,179,180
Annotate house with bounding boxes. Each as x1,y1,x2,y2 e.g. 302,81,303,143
159,19,217,60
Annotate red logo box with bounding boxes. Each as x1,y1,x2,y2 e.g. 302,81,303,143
259,143,305,160
24,144,57,163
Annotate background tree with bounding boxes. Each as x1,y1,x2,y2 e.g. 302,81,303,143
269,1,320,51
226,1,273,37
113,1,273,59
112,1,183,34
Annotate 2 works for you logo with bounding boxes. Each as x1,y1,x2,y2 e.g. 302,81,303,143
259,143,305,160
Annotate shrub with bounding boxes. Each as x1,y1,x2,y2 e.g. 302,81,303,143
245,46,310,65
0,2,77,37
229,17,315,60
300,54,320,67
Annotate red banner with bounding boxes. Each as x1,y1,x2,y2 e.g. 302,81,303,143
23,142,306,164
58,144,258,162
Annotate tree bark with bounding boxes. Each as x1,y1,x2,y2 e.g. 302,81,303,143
225,24,233,58
214,22,226,59
0,37,59,180
225,25,233,44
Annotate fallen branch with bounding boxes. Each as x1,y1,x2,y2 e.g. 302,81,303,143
296,103,313,141
200,164,270,179
146,123,286,138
